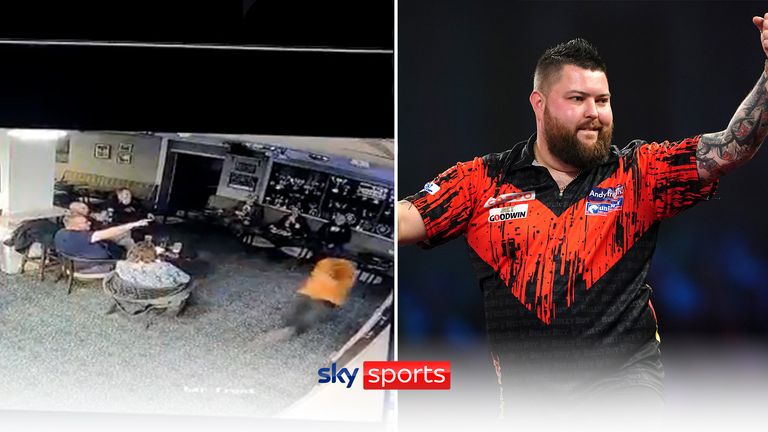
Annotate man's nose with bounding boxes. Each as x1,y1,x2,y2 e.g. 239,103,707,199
584,99,598,118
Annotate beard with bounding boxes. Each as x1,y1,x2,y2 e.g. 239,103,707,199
543,107,613,171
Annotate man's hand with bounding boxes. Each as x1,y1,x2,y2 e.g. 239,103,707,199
131,219,151,228
753,13,768,57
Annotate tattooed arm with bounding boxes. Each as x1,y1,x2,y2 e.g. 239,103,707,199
398,200,427,244
697,15,768,182
697,65,768,182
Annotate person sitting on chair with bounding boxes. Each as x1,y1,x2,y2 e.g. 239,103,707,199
104,241,193,316
266,206,311,247
69,201,135,249
55,214,150,268
228,197,265,237
115,241,190,289
316,212,353,258
69,201,107,228
108,188,150,224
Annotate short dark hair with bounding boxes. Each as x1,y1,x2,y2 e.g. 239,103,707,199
534,38,606,93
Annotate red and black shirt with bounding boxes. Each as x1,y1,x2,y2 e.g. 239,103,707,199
405,135,718,386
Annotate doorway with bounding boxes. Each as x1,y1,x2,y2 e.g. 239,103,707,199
167,152,223,214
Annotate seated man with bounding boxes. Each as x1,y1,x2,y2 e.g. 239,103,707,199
68,201,107,229
265,206,311,247
228,199,265,237
316,212,353,258
54,214,150,271
68,201,135,249
107,188,149,224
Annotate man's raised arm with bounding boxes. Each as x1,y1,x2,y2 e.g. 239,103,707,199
397,200,427,245
91,219,149,243
697,14,768,182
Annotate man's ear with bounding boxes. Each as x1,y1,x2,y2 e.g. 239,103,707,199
529,90,546,121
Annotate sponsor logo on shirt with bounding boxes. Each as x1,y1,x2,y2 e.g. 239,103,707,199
423,182,441,195
488,204,528,222
586,185,624,216
483,191,536,208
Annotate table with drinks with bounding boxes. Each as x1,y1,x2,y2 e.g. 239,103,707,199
141,234,196,263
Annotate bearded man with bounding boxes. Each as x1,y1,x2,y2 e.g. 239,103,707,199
399,27,768,410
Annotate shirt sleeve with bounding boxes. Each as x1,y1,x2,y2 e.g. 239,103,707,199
635,135,719,221
404,157,484,249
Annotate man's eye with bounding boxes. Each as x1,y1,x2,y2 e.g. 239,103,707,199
598,99,609,104
570,96,583,101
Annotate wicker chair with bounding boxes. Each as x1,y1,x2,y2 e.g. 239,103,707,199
102,272,192,317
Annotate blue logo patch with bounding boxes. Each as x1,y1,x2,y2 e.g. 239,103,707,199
586,185,624,216
423,182,441,195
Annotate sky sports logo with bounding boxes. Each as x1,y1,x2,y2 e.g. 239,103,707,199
317,361,451,390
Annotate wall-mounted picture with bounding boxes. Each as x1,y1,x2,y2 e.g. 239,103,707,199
116,152,132,164
234,160,259,174
55,138,70,163
228,172,257,191
93,143,111,159
118,143,134,153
